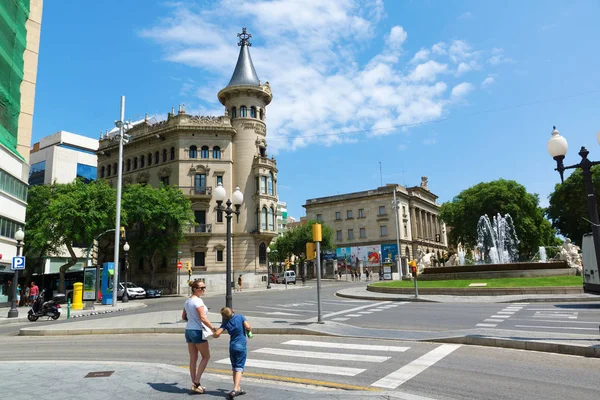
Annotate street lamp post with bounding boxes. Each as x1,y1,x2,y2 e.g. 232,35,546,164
122,242,130,303
548,126,600,280
266,247,271,289
214,182,243,309
7,228,24,318
392,188,404,278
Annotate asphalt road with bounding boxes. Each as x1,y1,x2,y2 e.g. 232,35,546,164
1,334,599,400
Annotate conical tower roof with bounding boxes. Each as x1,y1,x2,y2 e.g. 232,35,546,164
227,27,260,87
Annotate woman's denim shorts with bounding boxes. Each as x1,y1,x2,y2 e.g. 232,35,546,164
185,329,207,344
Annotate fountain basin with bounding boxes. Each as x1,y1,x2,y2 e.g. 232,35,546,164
419,261,573,281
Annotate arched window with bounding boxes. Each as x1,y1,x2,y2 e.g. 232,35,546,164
213,146,221,159
231,107,236,118
126,159,131,172
259,109,264,120
113,163,117,175
259,243,266,265
240,106,247,117
268,207,274,231
140,155,145,168
107,164,112,176
162,149,167,162
170,147,175,160
267,172,274,195
261,207,267,231
201,146,209,159
100,166,105,178
155,151,160,164
189,145,197,158
250,106,257,118
133,157,138,169
148,153,152,166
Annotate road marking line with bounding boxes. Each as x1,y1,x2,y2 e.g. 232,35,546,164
346,314,362,317
322,301,392,319
515,325,598,331
331,317,350,321
256,306,317,312
215,358,365,376
504,307,522,310
283,340,410,352
358,311,373,314
476,323,497,327
490,315,511,319
516,319,600,324
512,303,529,305
497,311,515,314
253,348,391,362
484,319,504,323
371,344,461,389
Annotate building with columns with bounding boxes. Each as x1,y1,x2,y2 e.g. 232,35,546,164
96,28,277,293
303,178,447,276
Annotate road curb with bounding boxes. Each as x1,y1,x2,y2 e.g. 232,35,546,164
336,291,437,302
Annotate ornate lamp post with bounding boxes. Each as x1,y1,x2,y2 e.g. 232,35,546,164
266,247,271,289
7,228,24,318
122,242,130,303
548,126,600,280
213,182,243,308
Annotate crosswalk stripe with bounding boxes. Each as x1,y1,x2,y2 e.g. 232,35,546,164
283,340,410,352
322,301,391,319
476,323,497,327
215,358,365,376
358,311,373,314
346,314,362,317
331,317,349,321
253,348,391,363
371,344,461,389
484,319,504,323
490,315,510,319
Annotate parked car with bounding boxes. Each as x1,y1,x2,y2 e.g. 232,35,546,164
140,284,163,298
117,282,146,299
276,271,296,284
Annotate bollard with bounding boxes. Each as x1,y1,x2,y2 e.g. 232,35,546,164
67,298,71,319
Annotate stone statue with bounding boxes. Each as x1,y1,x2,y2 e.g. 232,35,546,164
445,254,459,266
416,248,437,273
420,176,429,191
554,238,583,273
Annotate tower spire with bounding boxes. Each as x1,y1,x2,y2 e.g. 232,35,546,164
227,27,260,87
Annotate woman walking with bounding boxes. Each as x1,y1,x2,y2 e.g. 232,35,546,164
182,280,216,394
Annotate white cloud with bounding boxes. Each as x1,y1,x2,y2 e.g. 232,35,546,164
457,12,473,20
411,48,430,63
481,75,496,87
140,2,486,152
487,48,514,65
456,61,474,76
451,82,474,99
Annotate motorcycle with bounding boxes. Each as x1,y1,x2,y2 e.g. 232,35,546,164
28,290,61,321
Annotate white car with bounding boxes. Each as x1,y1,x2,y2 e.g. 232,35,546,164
276,271,296,284
117,282,146,299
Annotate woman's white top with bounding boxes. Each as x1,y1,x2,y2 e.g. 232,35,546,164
184,296,208,331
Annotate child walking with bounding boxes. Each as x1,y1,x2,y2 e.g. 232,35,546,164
213,307,252,399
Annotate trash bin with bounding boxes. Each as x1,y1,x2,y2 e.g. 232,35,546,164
52,293,66,304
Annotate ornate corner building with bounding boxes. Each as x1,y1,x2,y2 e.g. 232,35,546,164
97,29,277,291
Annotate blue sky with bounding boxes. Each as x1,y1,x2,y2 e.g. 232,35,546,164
33,0,600,220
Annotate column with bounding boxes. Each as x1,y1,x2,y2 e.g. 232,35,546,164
411,207,418,239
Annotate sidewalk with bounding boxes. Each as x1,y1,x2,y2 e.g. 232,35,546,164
0,360,417,400
0,300,146,325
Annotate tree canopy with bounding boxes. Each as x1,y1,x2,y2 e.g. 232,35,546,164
439,179,559,259
546,165,600,245
271,220,334,265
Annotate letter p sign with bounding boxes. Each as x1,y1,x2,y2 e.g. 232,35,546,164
11,256,25,270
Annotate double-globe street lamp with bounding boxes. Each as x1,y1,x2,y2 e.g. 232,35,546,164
7,228,25,318
266,247,271,289
122,242,130,303
213,182,243,308
547,126,600,281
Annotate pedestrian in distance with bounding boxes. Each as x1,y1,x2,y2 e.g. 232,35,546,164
16,284,21,306
213,307,252,399
182,280,217,394
24,285,30,306
238,274,243,292
29,282,39,305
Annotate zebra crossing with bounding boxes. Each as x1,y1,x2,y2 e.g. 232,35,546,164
328,301,407,321
215,338,460,389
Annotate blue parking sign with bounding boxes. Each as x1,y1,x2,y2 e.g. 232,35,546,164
11,256,25,270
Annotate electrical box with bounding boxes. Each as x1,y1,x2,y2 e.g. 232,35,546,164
581,233,600,294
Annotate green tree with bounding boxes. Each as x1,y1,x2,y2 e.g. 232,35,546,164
546,165,600,245
439,179,559,259
272,220,334,267
122,184,195,285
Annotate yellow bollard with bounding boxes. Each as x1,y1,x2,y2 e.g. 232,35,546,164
72,282,84,310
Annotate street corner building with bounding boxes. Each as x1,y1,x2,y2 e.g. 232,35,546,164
96,28,278,294
303,179,449,277
0,0,43,306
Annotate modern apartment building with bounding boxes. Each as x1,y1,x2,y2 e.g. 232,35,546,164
0,0,43,306
303,179,448,276
97,29,278,292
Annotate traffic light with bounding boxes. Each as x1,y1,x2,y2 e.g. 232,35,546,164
120,226,126,239
409,260,418,277
306,242,316,260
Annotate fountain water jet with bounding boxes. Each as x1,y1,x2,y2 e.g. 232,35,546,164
477,213,520,264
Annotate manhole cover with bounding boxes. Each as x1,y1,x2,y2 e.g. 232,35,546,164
85,371,114,378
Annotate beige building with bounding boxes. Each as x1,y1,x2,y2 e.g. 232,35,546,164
303,178,448,277
97,29,277,293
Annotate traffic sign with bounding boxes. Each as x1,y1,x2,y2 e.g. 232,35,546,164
11,256,25,270
177,261,183,269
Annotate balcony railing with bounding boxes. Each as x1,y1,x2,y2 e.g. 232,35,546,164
178,186,213,196
187,224,212,234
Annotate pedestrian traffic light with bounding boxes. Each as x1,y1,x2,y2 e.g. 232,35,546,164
120,226,126,238
409,260,418,277
306,242,316,260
